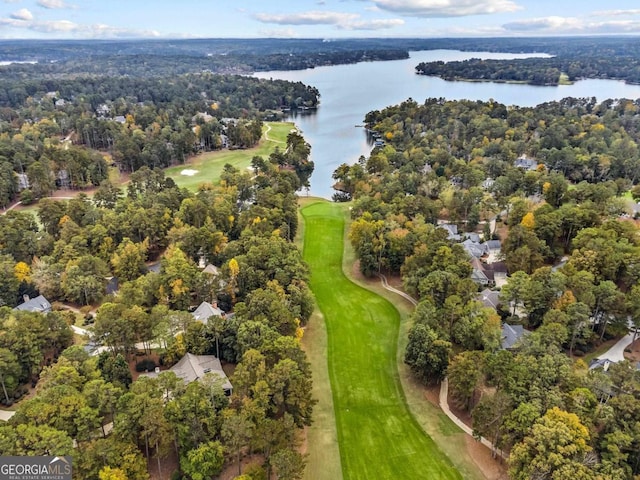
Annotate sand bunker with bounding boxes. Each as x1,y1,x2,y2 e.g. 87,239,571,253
180,169,199,176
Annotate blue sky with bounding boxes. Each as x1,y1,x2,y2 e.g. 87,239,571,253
2,0,640,39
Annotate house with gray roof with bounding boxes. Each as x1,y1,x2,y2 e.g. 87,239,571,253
477,289,500,310
144,353,232,395
202,264,219,275
501,323,530,350
484,240,502,252
514,156,538,171
439,223,461,241
463,238,489,258
192,301,224,324
14,295,51,313
589,358,613,371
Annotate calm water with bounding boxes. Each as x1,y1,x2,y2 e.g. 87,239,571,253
255,50,640,198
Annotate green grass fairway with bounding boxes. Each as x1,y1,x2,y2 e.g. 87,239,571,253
301,200,462,480
165,122,294,190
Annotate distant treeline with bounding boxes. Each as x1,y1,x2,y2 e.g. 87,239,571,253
3,36,640,83
415,37,640,86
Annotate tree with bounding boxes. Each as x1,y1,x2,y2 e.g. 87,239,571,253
159,245,199,310
0,347,20,404
448,351,485,411
404,323,451,383
500,271,530,318
111,238,148,282
164,380,221,454
76,437,149,480
271,448,306,480
222,409,253,477
0,254,19,307
0,423,74,456
97,352,132,389
509,407,593,480
179,441,225,480
60,254,109,305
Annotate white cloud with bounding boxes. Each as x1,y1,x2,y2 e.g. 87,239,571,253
590,9,640,17
253,11,358,26
339,18,404,30
37,0,69,9
503,16,581,32
258,28,300,38
253,9,404,31
370,0,522,17
503,16,640,34
0,16,160,37
10,8,32,20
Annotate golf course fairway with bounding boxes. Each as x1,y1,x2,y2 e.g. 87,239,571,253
301,200,462,480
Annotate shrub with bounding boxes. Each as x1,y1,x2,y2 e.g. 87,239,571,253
19,189,34,205
135,359,156,372
573,349,585,357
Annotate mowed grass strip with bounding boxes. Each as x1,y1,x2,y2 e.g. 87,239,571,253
301,200,462,480
165,121,295,190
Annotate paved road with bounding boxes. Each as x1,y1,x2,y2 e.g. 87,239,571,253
0,409,15,421
602,331,636,362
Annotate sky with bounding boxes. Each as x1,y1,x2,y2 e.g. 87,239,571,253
2,0,640,40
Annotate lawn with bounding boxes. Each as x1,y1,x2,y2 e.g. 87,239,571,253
165,122,294,190
301,200,462,480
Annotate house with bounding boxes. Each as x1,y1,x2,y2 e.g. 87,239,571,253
477,288,500,310
96,104,110,116
16,173,29,191
464,232,482,244
114,115,127,124
54,99,66,108
589,358,612,371
192,112,214,123
471,258,492,286
192,301,224,324
514,156,538,171
14,295,52,313
484,240,502,254
486,261,508,287
145,353,232,395
202,264,219,276
440,223,461,241
501,323,530,350
462,238,489,258
471,268,491,286
106,277,119,296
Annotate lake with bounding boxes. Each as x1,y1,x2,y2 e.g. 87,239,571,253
255,50,640,199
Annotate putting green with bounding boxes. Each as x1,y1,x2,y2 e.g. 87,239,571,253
165,122,294,190
301,200,462,480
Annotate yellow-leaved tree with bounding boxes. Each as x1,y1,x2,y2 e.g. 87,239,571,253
14,262,31,283
520,212,535,229
228,257,239,305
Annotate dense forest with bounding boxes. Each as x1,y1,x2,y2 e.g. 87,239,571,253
0,72,318,207
339,97,640,479
0,131,315,478
416,37,640,85
4,36,640,83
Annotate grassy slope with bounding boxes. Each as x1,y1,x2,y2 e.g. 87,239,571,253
296,197,343,480
165,122,293,190
301,199,462,480
340,217,488,480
